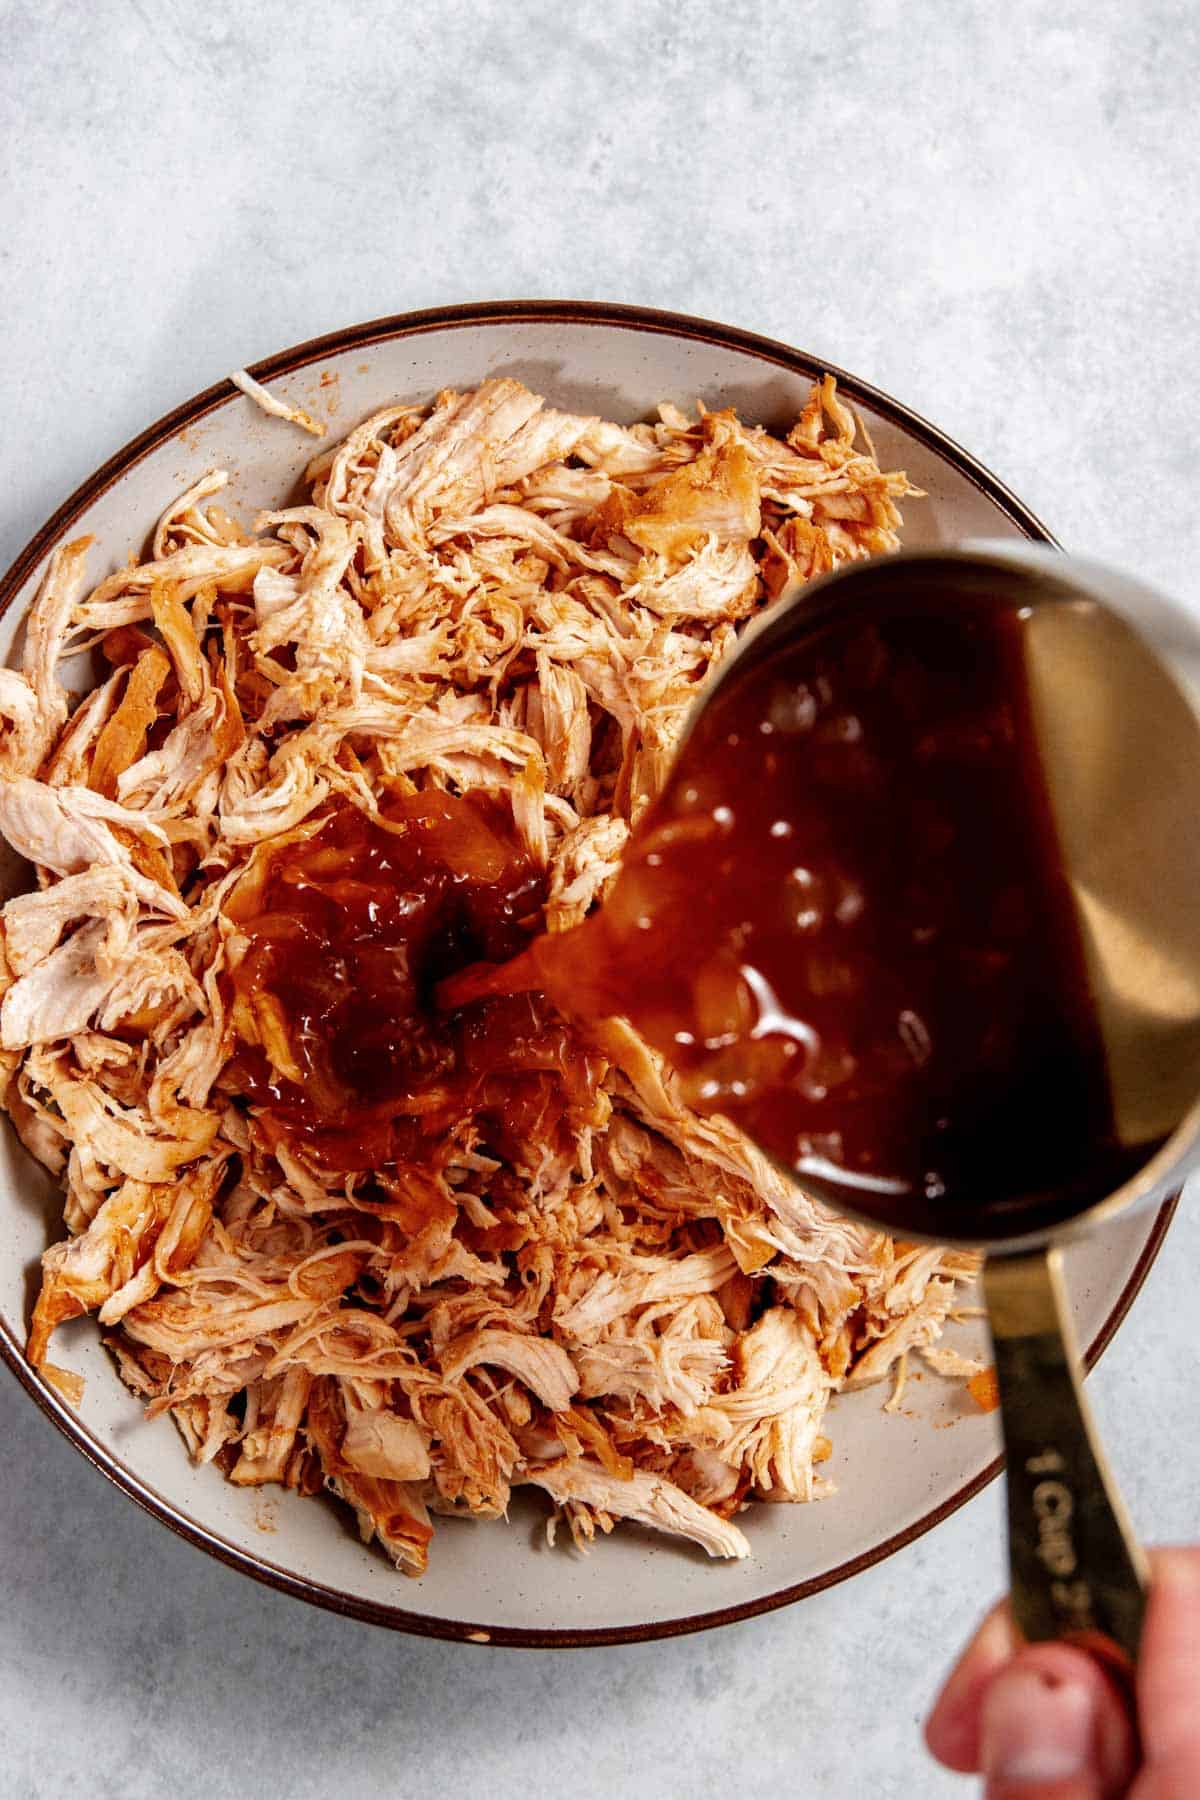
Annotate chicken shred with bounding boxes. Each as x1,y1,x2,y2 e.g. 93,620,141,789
230,369,327,439
0,376,979,1574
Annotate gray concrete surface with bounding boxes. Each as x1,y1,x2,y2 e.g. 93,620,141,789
1,2,1197,1794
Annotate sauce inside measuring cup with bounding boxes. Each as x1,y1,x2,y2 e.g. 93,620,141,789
445,586,1158,1240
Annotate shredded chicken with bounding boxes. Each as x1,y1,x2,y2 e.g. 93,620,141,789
0,376,979,1574
229,369,327,439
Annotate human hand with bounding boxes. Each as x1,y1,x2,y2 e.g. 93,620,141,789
924,1549,1200,1798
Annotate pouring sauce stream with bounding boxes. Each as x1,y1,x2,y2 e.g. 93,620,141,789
445,587,1157,1241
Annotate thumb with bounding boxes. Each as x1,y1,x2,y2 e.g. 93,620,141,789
979,1643,1137,1800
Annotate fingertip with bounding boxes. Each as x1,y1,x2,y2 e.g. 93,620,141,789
1137,1545,1200,1761
923,1708,979,1774
926,1551,1200,1784
924,1602,1017,1773
1148,1545,1200,1593
979,1644,1137,1799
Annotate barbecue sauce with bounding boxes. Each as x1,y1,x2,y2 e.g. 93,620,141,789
225,792,599,1173
444,586,1154,1241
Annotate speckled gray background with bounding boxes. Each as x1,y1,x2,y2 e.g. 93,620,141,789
1,2,1198,1795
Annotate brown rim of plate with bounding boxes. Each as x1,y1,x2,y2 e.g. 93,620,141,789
0,298,1171,1649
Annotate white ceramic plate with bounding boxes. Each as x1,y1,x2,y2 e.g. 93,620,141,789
0,303,1174,1645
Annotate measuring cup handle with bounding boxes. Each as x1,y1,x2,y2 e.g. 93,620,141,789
983,1245,1148,1664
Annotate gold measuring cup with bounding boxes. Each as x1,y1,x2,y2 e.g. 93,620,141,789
710,545,1200,1664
